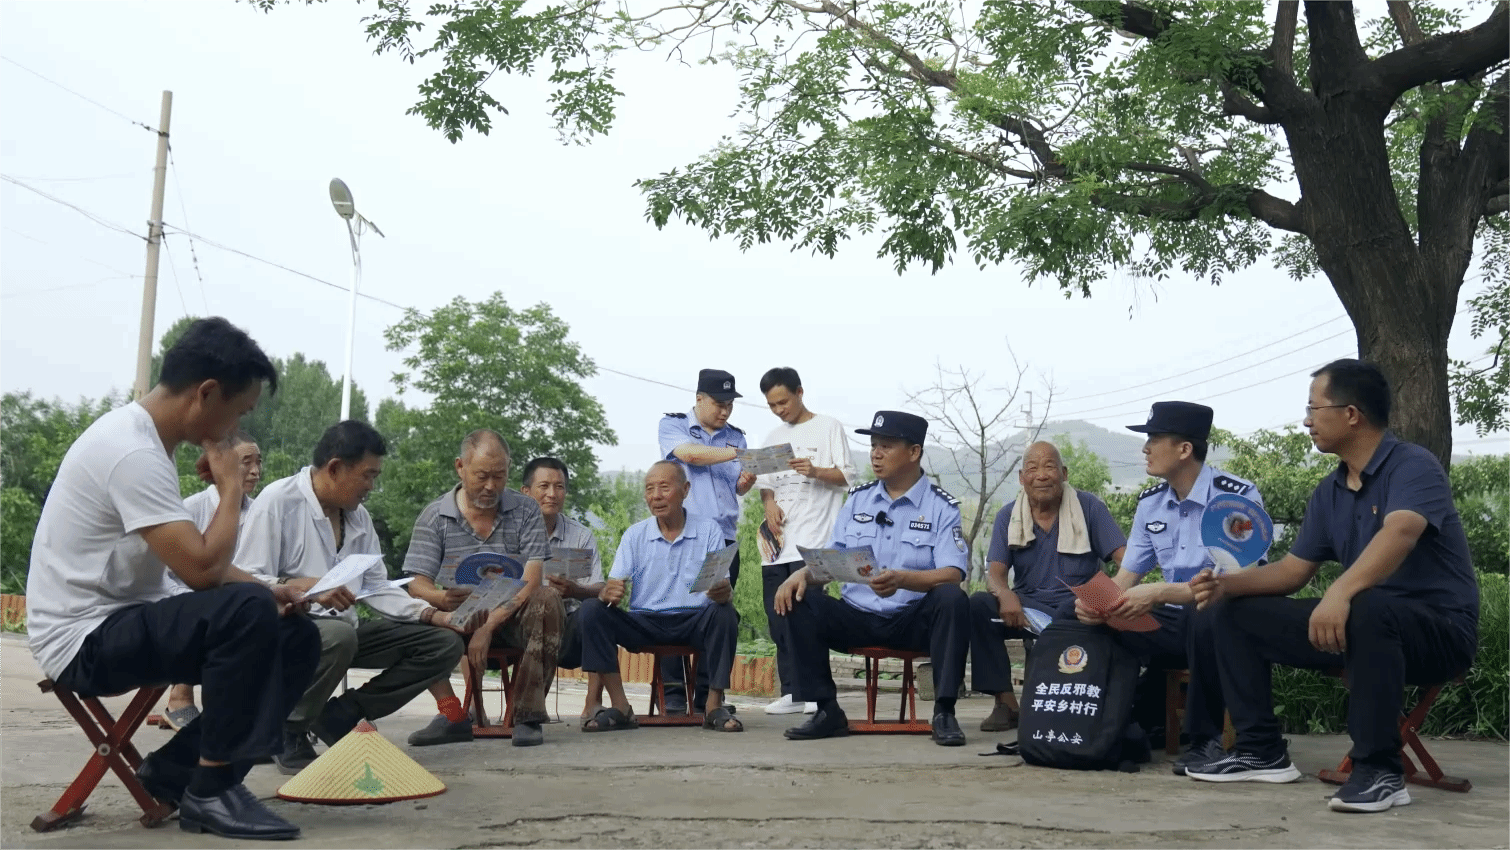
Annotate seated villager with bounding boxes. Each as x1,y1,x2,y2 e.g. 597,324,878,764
400,430,562,748
1188,360,1479,815
575,461,742,733
26,317,318,841
967,440,1126,732
237,420,476,774
774,410,971,747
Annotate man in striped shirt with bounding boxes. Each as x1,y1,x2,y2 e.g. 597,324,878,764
402,430,563,747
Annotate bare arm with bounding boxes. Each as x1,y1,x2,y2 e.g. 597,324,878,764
1218,553,1321,600
142,484,243,590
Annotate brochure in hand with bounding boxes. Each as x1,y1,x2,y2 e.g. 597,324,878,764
542,548,596,583
687,542,740,594
736,444,796,475
797,546,880,584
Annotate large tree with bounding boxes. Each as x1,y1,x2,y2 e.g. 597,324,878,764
270,0,1508,463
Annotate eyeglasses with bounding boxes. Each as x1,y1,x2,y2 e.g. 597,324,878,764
1304,404,1349,417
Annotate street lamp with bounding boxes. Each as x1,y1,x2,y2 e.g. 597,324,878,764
328,178,384,422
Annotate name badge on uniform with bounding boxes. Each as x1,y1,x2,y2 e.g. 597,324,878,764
853,513,875,523
1145,521,1168,534
908,519,932,532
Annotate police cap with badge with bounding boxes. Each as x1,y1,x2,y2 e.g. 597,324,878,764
697,369,742,402
855,410,928,445
1126,401,1213,442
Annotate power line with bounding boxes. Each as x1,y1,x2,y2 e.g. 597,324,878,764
1054,313,1350,403
166,147,209,313
160,237,192,318
1,275,137,299
2,226,142,278
0,56,158,133
1,174,145,241
4,172,148,183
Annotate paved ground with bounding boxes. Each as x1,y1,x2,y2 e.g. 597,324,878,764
2,633,1506,849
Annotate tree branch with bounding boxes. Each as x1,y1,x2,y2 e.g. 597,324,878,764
1246,189,1306,234
1304,1,1370,96
1373,2,1509,106
1272,1,1298,78
1219,79,1277,123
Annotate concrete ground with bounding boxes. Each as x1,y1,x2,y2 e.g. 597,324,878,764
2,633,1505,849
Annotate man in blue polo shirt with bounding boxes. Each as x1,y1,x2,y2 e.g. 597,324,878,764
969,440,1127,732
774,410,972,747
657,368,756,712
575,461,743,733
1189,359,1479,814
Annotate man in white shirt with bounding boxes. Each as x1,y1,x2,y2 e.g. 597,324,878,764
237,421,477,775
161,430,263,730
755,367,857,715
25,317,316,841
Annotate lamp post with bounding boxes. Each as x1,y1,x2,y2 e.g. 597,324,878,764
328,179,384,422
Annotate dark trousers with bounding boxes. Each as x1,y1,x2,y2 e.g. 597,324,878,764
1212,590,1476,771
579,599,740,691
55,583,320,767
967,590,1051,695
662,541,740,704
1050,598,1225,744
784,585,969,703
291,618,465,732
762,560,805,696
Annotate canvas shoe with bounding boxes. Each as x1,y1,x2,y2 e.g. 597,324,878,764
764,694,817,715
1186,747,1302,783
1328,764,1412,813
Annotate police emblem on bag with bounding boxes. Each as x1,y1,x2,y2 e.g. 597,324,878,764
1058,645,1089,674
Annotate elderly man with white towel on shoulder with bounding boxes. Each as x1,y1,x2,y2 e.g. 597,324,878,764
967,441,1127,732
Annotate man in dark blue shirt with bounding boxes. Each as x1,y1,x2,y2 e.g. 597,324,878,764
1187,359,1479,815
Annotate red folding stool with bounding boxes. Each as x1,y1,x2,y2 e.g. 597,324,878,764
32,678,175,832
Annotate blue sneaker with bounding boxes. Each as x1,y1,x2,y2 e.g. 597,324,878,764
1186,747,1302,783
1328,764,1411,813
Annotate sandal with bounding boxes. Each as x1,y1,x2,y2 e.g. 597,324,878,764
703,705,743,732
581,706,638,733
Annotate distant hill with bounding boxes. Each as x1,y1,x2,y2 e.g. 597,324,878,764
923,419,1233,499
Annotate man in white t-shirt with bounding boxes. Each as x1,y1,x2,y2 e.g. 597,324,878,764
755,368,858,715
161,430,263,730
25,317,318,841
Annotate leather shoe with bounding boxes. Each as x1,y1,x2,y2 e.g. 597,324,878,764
179,783,300,840
137,753,189,807
784,707,850,740
931,712,966,747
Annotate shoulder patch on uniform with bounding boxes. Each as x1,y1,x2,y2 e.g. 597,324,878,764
1139,481,1169,500
930,483,961,507
727,423,744,435
663,412,687,419
1212,474,1251,495
848,480,880,496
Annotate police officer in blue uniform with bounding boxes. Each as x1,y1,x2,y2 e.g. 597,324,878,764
657,368,756,713
1073,401,1264,773
773,410,972,746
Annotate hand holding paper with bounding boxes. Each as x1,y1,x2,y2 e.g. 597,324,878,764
1063,573,1160,632
736,444,796,475
797,546,879,584
688,542,739,594
542,548,596,583
305,553,384,598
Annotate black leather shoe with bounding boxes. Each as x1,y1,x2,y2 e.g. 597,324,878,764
784,707,850,740
137,754,189,807
179,783,300,840
931,713,966,747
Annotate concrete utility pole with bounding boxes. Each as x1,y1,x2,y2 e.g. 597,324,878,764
132,91,172,401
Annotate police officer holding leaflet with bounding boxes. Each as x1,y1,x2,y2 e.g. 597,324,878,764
775,410,972,747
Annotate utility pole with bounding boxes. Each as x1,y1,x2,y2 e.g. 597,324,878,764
1021,390,1034,455
132,91,173,400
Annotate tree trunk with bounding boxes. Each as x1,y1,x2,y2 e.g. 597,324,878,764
1281,94,1462,467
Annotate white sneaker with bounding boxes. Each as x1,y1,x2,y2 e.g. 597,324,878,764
763,694,817,715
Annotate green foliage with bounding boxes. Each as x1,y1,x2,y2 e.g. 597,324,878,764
1212,427,1332,558
1,391,124,504
586,470,650,574
1450,222,1510,436
1056,433,1112,498
734,491,771,642
1,488,41,595
1450,455,1509,576
372,293,616,569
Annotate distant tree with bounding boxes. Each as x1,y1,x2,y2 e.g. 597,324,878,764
369,293,617,568
1056,434,1113,499
1450,228,1508,436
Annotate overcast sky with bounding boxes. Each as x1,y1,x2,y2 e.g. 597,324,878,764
2,1,1504,475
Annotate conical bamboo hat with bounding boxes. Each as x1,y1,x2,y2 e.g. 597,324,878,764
276,720,446,804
